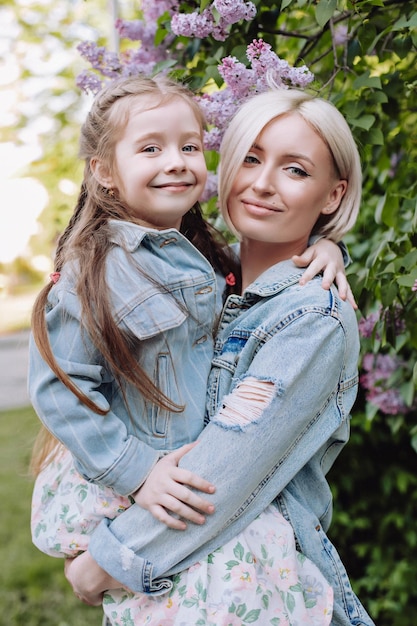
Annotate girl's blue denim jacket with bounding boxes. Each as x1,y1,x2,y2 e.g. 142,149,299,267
28,220,219,496
88,259,374,626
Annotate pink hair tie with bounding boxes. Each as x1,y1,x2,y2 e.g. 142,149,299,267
50,272,61,284
225,272,236,286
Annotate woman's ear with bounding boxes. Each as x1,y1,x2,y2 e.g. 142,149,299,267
90,158,114,189
322,179,348,216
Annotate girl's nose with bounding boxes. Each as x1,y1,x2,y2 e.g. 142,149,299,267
165,149,187,172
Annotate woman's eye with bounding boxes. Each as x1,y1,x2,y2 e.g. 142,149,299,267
243,154,260,165
287,165,309,177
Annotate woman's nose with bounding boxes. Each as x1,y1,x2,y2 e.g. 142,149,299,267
252,166,276,195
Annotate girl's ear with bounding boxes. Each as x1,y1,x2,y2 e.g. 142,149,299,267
90,158,114,189
321,179,348,216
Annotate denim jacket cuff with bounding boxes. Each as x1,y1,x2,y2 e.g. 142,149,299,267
89,518,172,594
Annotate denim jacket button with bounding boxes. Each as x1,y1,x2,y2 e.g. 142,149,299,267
196,285,213,295
159,237,178,247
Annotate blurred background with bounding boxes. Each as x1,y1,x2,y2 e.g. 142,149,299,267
0,1,132,332
0,3,132,624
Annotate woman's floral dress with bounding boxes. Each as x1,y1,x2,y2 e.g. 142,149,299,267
32,447,333,625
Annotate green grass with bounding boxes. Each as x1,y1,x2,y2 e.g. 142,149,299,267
0,405,102,626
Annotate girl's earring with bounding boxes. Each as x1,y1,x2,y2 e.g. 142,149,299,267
103,187,115,197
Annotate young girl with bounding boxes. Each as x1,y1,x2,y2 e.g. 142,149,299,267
30,77,353,625
63,87,374,626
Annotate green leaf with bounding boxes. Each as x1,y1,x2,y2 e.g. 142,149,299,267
286,591,296,613
154,27,168,46
236,603,247,618
353,72,382,90
393,13,417,30
315,0,337,28
151,58,178,76
244,609,262,622
349,114,375,130
233,542,245,560
366,127,385,146
397,275,417,288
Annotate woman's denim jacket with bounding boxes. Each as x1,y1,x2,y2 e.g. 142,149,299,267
28,220,219,496
88,258,375,626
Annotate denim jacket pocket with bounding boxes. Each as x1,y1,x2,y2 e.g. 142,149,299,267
151,352,175,437
120,291,188,340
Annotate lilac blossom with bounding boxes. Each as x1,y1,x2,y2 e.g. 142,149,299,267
76,0,178,93
77,42,122,79
76,70,104,95
214,0,257,23
412,280,417,292
197,40,314,152
141,0,179,22
359,305,406,339
171,0,256,41
199,172,219,203
360,353,409,415
332,24,350,46
171,8,218,40
358,311,380,339
367,388,409,415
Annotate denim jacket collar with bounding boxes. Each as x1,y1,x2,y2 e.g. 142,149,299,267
107,219,181,252
243,260,304,300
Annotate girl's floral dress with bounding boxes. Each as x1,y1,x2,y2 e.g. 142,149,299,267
32,447,333,625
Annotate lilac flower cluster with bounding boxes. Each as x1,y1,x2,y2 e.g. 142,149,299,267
360,353,409,415
171,0,256,42
358,311,380,339
76,41,122,93
358,305,407,340
76,0,178,93
197,39,314,152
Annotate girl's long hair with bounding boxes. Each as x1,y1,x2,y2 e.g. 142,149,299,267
31,76,239,475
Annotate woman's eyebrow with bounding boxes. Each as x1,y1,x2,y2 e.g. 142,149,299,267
252,142,315,167
286,152,315,166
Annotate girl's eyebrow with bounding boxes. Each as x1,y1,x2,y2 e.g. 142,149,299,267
134,130,203,143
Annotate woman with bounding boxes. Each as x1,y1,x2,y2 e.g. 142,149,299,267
65,86,374,625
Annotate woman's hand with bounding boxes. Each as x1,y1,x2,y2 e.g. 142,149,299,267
64,551,121,606
132,442,216,530
293,239,357,309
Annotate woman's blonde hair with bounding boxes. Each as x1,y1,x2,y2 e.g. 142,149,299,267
218,88,362,242
31,75,238,474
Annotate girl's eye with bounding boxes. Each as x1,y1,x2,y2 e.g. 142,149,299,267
143,146,160,153
287,165,309,177
243,154,260,165
182,144,198,152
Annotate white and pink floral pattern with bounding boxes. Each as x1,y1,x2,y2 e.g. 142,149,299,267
32,447,333,625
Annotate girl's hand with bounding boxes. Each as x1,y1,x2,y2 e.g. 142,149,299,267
64,551,121,606
293,239,357,309
132,442,216,530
